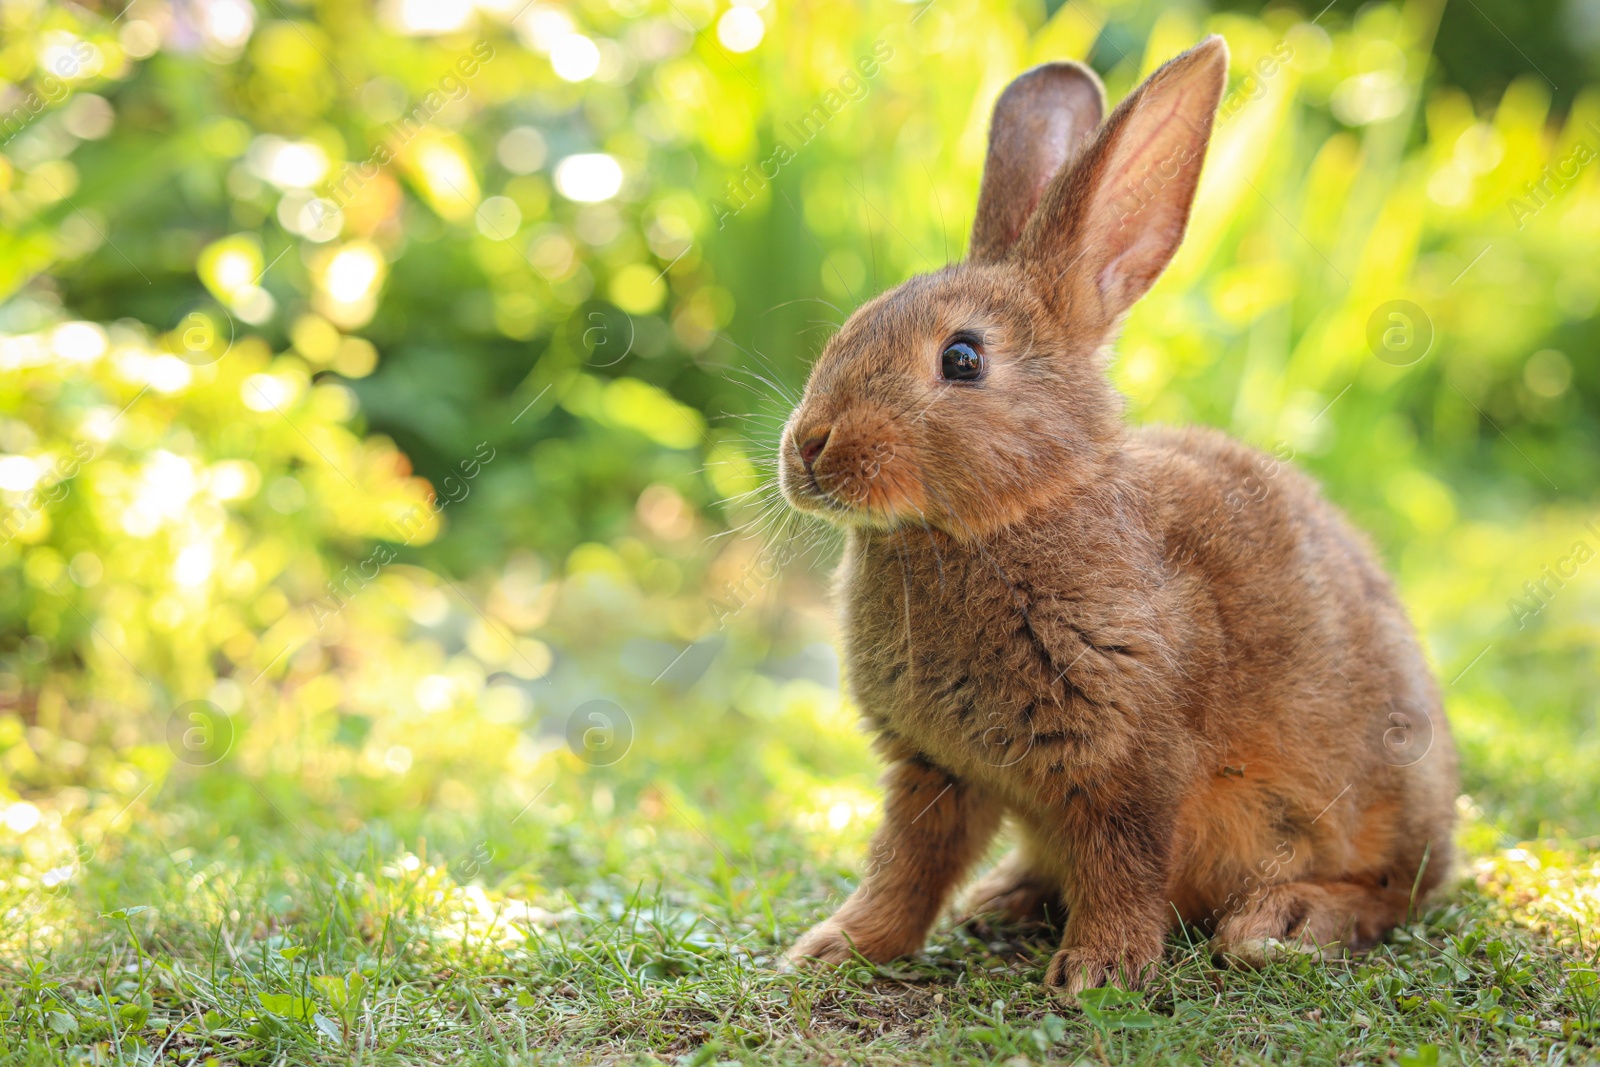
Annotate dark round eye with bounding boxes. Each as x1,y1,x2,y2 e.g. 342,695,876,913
940,340,983,381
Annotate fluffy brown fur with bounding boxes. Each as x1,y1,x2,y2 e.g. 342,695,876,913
777,37,1458,1001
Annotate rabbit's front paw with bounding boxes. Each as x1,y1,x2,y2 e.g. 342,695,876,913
784,920,864,968
1044,941,1161,1000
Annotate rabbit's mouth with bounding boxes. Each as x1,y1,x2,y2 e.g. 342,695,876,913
803,477,851,513
781,443,921,528
784,467,853,517
777,444,865,522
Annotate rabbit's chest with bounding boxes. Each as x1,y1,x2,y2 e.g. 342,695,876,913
838,540,1087,778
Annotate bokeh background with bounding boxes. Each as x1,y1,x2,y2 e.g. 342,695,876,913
2,0,1600,1037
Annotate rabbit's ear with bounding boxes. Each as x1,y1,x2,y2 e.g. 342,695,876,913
968,62,1105,264
1017,36,1227,322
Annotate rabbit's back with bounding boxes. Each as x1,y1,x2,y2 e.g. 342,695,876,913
1129,423,1457,917
1128,421,1427,745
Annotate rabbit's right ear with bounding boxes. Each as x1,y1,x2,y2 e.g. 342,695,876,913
1015,37,1227,325
968,62,1105,264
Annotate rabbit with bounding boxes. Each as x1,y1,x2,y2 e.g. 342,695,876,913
776,36,1458,1000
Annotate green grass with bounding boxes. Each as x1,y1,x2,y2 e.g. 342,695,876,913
2,783,1597,1066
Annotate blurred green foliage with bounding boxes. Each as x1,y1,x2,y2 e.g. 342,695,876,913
0,0,1598,887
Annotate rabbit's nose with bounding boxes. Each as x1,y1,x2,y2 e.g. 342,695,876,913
798,429,831,471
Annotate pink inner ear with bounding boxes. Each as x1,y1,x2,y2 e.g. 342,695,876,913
1088,84,1213,304
1027,122,1087,232
1017,162,1065,247
1097,228,1174,306
971,63,1106,263
1002,110,1089,249
1100,89,1196,216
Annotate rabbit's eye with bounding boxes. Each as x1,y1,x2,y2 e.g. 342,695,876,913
940,340,983,381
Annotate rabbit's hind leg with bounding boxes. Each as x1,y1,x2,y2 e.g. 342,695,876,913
959,847,1064,934
1209,879,1410,968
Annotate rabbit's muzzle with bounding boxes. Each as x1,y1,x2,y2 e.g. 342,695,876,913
780,406,923,525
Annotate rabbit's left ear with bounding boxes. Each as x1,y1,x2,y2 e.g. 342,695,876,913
968,62,1105,264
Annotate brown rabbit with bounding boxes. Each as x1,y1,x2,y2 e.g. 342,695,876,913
777,36,1457,999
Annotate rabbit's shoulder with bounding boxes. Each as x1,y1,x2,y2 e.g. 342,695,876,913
1128,422,1396,629
1131,424,1337,550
